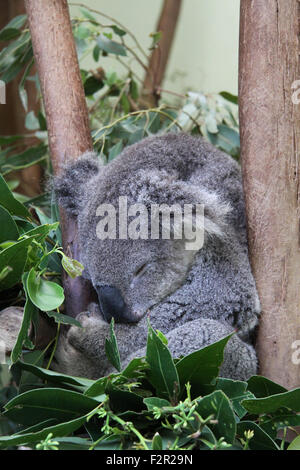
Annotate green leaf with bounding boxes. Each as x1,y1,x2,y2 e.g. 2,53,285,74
0,205,19,242
236,421,279,450
0,173,31,218
0,15,27,42
196,390,236,444
0,144,48,175
18,58,34,112
260,412,300,439
106,383,145,413
149,31,162,50
143,397,170,411
93,45,100,62
26,268,64,311
216,378,254,419
46,311,82,327
242,389,300,414
108,141,123,162
84,376,109,399
61,253,84,278
0,414,89,450
11,361,93,390
79,7,98,23
146,324,179,401
219,91,238,105
105,318,121,372
0,236,35,290
247,375,287,398
152,432,163,450
176,333,233,397
84,75,104,95
96,34,127,56
129,79,139,101
25,110,40,130
0,28,21,42
110,25,127,37
20,222,59,243
4,388,99,427
288,435,300,450
11,294,37,363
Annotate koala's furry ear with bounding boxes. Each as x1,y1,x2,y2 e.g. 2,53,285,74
125,168,232,240
54,152,101,217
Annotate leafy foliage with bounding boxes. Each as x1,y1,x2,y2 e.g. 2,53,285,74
0,326,300,450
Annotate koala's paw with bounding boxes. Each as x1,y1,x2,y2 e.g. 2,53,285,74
220,335,257,381
53,306,109,379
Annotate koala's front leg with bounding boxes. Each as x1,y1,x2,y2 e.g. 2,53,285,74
54,307,148,379
165,318,257,381
125,318,257,381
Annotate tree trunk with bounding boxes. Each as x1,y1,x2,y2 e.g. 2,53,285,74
141,0,182,107
25,0,96,318
239,0,300,389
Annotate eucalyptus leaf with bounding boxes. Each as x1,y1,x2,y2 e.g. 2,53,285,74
96,34,127,56
26,268,64,311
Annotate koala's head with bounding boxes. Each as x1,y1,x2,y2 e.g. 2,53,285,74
54,145,231,324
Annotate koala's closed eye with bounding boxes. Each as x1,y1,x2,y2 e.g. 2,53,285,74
134,262,149,278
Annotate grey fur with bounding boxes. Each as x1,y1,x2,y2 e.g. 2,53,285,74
53,133,260,380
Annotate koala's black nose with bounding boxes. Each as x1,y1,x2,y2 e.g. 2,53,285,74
96,285,136,323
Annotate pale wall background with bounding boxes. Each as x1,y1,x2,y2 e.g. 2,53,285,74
69,0,240,95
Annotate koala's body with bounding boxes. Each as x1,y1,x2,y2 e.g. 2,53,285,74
54,133,260,380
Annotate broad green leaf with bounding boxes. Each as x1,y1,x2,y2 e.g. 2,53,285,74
26,268,64,311
0,173,30,218
4,388,99,427
242,389,300,414
152,432,163,450
61,253,84,278
110,25,126,37
219,91,238,105
79,7,98,23
84,75,104,95
108,141,123,162
260,412,300,439
0,15,27,42
20,222,59,243
84,376,109,399
176,333,233,397
106,383,145,413
1,144,47,176
105,318,121,372
196,390,236,444
236,421,279,450
216,378,254,419
0,205,19,242
96,34,127,56
0,135,23,145
247,375,287,398
146,324,179,401
288,435,300,450
11,292,37,364
11,361,93,390
18,58,34,112
46,310,82,327
25,110,40,130
0,236,34,290
143,397,170,411
0,28,21,42
0,414,90,450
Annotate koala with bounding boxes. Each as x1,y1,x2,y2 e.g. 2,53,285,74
53,133,260,381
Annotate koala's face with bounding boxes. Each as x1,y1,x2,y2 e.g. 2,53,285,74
81,234,195,324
